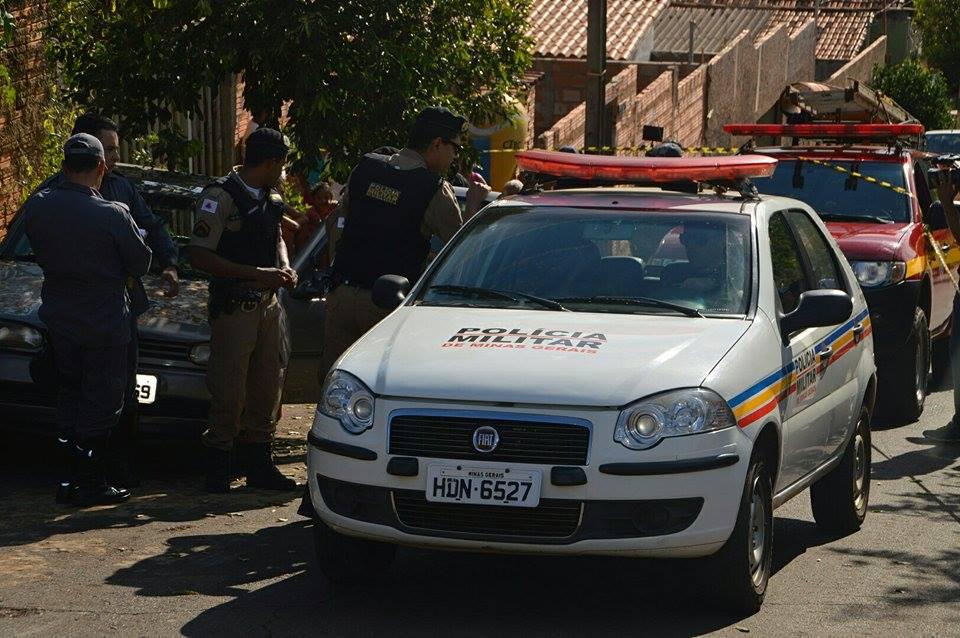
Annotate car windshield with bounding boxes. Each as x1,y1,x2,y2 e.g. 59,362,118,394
417,206,752,317
926,133,960,154
753,158,911,223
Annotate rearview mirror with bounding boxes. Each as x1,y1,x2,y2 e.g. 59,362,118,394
780,290,853,343
372,275,410,310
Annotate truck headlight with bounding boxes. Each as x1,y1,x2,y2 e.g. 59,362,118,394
188,343,210,365
614,388,736,450
0,320,43,352
320,369,375,434
850,261,906,288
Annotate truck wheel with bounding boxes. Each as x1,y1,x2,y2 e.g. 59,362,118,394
810,406,871,534
882,307,929,423
706,454,773,615
313,520,396,584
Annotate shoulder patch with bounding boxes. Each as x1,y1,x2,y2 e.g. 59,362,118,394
192,220,211,238
200,198,219,214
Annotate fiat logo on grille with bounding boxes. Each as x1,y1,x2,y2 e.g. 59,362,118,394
472,426,500,453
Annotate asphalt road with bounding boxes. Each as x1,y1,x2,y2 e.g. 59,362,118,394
1,389,958,637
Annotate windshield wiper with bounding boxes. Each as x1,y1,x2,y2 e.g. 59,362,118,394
556,295,704,318
426,285,569,311
817,212,894,224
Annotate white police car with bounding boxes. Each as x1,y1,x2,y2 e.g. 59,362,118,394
306,151,875,613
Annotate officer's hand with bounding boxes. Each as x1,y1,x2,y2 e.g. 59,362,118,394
161,266,180,298
256,267,294,290
282,266,299,289
465,177,492,219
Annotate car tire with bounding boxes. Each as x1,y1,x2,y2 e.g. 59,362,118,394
810,406,871,534
706,453,773,615
882,307,929,423
313,520,396,584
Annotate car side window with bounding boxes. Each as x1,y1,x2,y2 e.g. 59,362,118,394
768,212,809,314
784,210,846,293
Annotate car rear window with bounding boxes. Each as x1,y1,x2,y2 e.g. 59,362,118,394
753,159,911,223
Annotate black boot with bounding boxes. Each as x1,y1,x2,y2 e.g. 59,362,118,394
72,439,131,506
204,446,232,493
240,443,299,491
55,436,77,505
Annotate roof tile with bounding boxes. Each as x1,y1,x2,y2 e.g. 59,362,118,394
531,0,670,59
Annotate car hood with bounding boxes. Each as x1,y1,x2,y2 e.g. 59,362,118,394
0,259,210,336
825,221,910,260
338,306,751,407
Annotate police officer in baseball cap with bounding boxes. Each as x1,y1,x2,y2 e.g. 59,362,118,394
319,107,491,380
23,133,153,505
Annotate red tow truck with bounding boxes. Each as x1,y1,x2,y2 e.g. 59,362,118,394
725,123,957,423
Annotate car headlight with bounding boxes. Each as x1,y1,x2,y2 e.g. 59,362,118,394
850,261,906,288
614,388,736,450
189,343,210,366
319,369,375,434
0,321,43,352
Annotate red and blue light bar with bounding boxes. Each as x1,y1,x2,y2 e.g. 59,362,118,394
515,150,778,183
723,123,925,139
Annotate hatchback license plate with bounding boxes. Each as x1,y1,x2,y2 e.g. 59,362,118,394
135,374,158,404
426,465,541,508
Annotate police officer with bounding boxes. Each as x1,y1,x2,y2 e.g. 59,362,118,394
320,107,490,378
36,113,181,486
23,134,153,505
187,128,299,493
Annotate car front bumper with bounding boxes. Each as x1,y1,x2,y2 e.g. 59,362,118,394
307,399,753,558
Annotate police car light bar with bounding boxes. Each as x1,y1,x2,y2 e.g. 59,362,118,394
514,150,778,183
723,123,925,139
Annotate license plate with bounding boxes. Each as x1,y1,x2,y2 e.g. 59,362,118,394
135,374,158,404
426,465,542,508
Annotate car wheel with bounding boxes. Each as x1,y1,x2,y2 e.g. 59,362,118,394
810,406,871,534
881,307,929,423
706,453,773,615
313,520,396,584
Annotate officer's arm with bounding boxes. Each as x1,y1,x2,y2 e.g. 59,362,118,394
126,179,179,270
277,226,291,270
937,181,960,244
187,246,264,281
114,206,153,277
423,182,464,244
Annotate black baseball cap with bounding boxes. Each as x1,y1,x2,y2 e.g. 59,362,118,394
63,133,104,160
412,106,467,141
246,127,290,157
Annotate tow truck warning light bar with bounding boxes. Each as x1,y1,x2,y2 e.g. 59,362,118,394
723,123,925,139
514,150,778,183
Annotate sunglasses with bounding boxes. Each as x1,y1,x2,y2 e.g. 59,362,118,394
442,139,463,154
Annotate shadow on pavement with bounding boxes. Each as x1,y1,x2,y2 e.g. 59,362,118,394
0,433,305,547
872,429,960,481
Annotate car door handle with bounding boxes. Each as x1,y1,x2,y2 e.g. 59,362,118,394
817,347,833,365
853,322,865,343
941,243,952,252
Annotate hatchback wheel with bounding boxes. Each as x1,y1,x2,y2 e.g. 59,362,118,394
313,521,396,584
881,307,929,423
706,454,773,615
810,406,871,534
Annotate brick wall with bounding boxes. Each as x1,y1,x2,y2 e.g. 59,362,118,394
0,0,51,236
828,36,887,84
531,59,629,138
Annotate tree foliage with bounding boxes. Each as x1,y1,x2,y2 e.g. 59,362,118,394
47,0,533,178
871,59,954,131
914,0,960,92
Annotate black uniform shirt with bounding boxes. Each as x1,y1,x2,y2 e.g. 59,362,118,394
23,181,153,346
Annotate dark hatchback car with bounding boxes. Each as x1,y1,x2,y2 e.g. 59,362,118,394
0,164,328,435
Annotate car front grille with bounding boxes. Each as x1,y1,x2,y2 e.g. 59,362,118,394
392,491,582,539
138,338,192,363
388,414,590,466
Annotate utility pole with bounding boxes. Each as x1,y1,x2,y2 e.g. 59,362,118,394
585,0,606,152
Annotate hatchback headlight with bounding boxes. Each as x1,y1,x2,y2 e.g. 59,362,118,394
189,343,210,366
850,261,906,288
320,370,375,434
615,388,736,450
0,321,43,352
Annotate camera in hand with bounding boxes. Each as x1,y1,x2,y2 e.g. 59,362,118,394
928,154,960,189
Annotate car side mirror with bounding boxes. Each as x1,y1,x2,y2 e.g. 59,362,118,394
927,201,949,231
780,289,853,343
372,275,410,310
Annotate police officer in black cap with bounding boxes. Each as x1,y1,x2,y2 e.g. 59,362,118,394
187,127,300,493
34,113,181,487
320,106,491,377
23,133,153,505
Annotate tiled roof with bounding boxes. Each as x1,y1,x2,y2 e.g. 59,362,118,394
531,0,670,60
653,5,773,55
760,1,882,60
